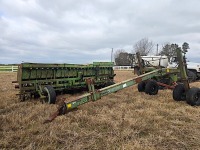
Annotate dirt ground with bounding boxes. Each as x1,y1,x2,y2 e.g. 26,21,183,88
0,71,200,150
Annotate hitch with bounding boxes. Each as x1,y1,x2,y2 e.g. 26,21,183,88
44,100,67,123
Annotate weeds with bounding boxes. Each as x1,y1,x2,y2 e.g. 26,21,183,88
0,71,200,149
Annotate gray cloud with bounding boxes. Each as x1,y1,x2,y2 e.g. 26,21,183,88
0,0,200,64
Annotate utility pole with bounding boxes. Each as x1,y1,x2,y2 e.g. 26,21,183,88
156,44,159,55
111,48,113,62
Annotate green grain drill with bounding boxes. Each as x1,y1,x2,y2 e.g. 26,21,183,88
13,62,115,103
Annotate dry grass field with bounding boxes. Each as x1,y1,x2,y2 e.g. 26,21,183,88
1,71,200,150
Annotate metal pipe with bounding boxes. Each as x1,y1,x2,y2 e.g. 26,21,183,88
176,48,190,90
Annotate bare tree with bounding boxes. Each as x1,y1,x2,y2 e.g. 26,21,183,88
134,38,154,55
114,49,126,60
114,49,131,66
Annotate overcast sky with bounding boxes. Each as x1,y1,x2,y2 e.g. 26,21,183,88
0,0,200,64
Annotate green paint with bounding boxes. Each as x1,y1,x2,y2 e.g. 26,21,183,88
16,62,115,100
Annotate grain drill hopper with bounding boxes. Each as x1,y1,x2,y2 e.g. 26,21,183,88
13,62,115,104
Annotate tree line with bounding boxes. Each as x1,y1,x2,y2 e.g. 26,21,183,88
114,38,189,66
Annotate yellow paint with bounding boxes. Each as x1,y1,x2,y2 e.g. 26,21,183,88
67,103,72,108
167,69,169,72
167,67,170,72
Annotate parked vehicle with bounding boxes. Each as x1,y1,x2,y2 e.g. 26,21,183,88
137,55,200,82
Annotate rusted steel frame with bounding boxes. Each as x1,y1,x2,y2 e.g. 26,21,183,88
156,82,176,89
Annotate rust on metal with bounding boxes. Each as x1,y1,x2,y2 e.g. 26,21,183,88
135,77,142,83
43,100,66,124
15,85,19,88
85,78,95,85
156,82,175,89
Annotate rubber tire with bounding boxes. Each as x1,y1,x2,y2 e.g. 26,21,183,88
145,80,159,95
138,81,146,92
187,70,197,82
186,87,200,106
172,84,186,101
43,85,56,104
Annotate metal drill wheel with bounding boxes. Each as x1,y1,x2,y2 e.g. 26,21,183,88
43,85,56,104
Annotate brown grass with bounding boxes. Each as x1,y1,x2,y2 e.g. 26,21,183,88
0,71,200,150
